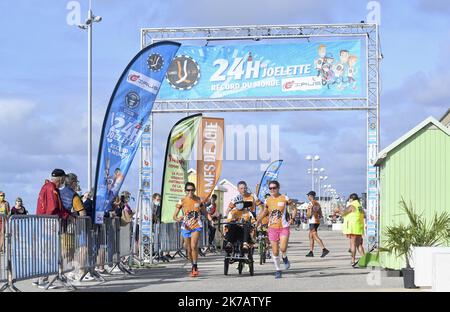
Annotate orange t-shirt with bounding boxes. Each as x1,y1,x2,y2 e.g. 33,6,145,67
227,209,255,224
265,194,292,229
176,196,203,230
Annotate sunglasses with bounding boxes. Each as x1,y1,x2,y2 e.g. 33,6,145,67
269,187,278,190
185,189,195,192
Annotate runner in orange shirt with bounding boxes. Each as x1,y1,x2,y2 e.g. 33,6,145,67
257,181,297,278
173,182,212,277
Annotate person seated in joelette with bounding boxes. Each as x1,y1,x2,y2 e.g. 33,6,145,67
226,181,263,218
225,195,256,251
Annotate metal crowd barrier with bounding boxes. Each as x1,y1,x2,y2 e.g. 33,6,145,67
0,214,136,292
0,214,7,287
198,221,209,249
105,217,120,266
119,223,132,258
60,218,76,274
73,217,92,272
90,222,107,270
9,215,60,284
156,220,209,256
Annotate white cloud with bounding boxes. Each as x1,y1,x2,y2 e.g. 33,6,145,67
0,99,36,123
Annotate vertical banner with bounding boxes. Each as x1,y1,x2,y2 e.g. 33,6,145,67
196,117,224,202
257,160,284,214
140,122,152,247
161,114,202,223
93,41,181,224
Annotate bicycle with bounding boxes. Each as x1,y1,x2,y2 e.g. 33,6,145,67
256,225,270,265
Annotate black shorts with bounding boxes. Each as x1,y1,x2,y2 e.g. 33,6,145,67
309,223,320,231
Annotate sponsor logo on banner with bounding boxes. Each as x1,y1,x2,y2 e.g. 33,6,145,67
127,70,161,94
125,91,140,109
281,77,322,92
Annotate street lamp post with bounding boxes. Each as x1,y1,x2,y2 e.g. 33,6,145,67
305,155,320,191
318,175,327,203
79,0,102,192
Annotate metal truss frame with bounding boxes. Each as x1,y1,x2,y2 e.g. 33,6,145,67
138,24,381,262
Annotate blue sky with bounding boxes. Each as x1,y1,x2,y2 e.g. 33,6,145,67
0,0,449,212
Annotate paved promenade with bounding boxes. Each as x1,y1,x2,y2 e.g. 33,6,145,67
14,227,419,292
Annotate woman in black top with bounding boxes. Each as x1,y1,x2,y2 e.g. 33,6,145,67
11,197,28,215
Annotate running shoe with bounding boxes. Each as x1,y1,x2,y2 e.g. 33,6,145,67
305,251,314,257
66,272,79,281
321,248,330,258
282,257,290,270
351,260,359,268
38,282,57,290
82,273,95,281
32,277,49,287
190,266,199,277
275,270,282,279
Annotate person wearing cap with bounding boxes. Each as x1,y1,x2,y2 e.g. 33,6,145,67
36,169,70,219
305,191,329,258
34,169,71,288
11,197,28,215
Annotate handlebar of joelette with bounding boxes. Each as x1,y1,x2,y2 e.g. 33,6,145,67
219,221,255,227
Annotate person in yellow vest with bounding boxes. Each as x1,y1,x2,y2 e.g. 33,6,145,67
257,181,297,279
342,193,365,267
173,182,212,277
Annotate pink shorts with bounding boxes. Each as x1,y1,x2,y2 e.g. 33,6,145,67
268,227,290,242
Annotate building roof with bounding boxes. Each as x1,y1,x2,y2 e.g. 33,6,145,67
187,168,196,174
375,116,450,166
219,179,237,188
440,108,450,127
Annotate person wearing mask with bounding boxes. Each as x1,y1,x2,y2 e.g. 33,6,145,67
34,169,71,289
305,191,330,258
152,193,162,224
150,193,172,259
173,182,212,277
342,193,365,267
81,191,94,221
0,191,10,253
226,181,264,218
225,194,255,252
11,197,28,215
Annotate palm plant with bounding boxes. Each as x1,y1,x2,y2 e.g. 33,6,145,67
381,197,450,269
